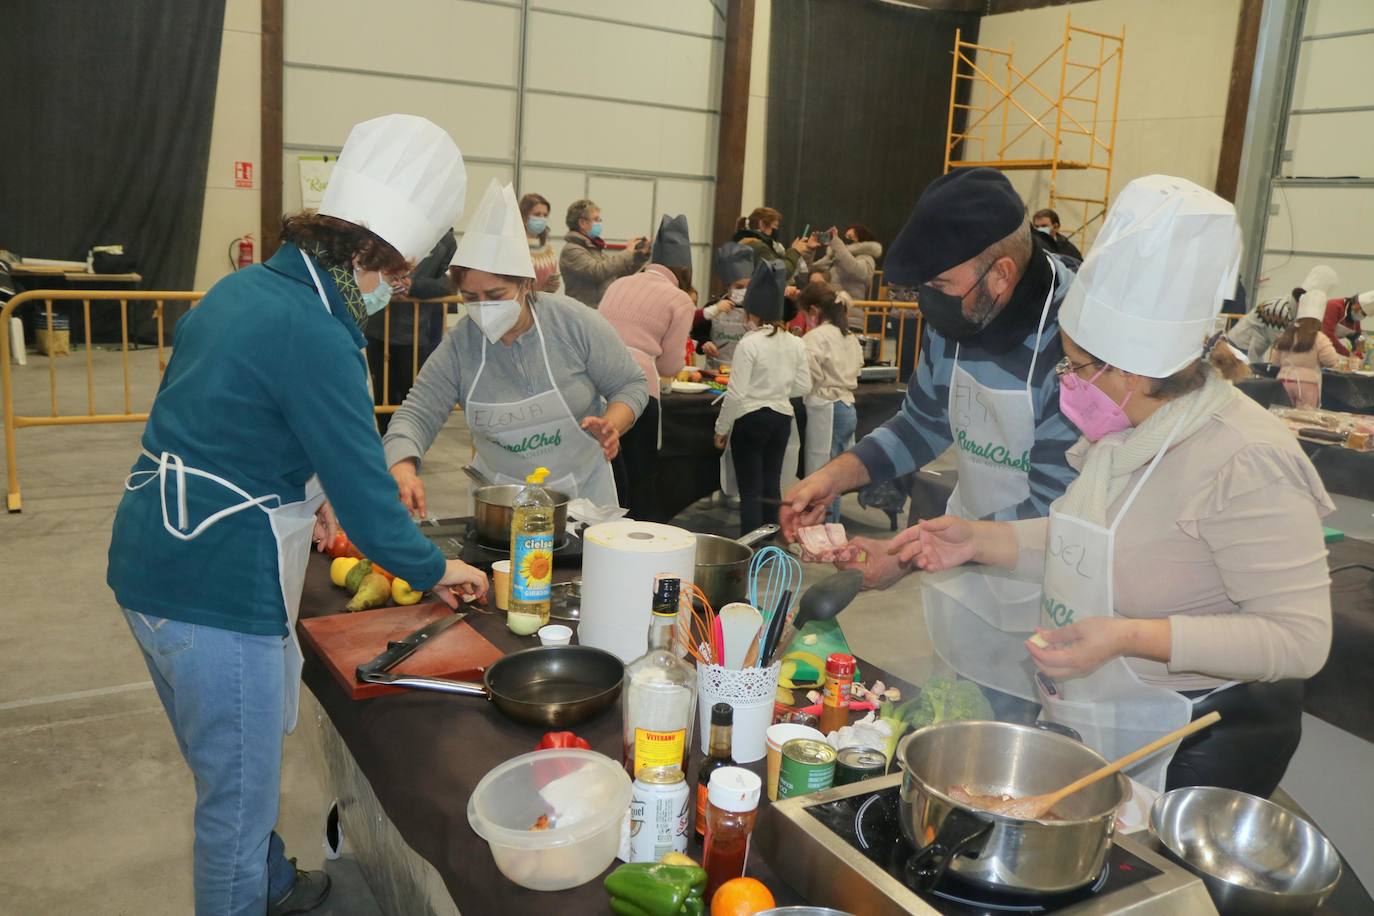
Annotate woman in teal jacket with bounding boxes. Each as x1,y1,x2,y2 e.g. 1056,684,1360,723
107,115,485,916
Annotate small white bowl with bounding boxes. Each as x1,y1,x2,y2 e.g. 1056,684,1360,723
538,624,573,646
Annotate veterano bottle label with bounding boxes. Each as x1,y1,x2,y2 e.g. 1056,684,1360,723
511,534,554,602
633,727,685,777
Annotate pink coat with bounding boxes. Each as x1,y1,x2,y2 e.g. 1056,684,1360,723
599,265,695,400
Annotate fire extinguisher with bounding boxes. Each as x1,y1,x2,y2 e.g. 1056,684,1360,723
228,234,254,270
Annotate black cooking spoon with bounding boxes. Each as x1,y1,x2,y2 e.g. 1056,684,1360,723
764,568,864,664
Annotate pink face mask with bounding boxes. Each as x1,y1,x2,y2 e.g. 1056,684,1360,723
1059,365,1134,441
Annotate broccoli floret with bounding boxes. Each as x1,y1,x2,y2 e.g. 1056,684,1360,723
911,676,992,727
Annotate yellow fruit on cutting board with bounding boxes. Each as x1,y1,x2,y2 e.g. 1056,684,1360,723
392,577,423,605
330,557,361,587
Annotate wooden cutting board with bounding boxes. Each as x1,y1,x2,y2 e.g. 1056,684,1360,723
299,603,505,700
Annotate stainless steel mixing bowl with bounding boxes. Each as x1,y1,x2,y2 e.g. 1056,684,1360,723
1148,786,1342,914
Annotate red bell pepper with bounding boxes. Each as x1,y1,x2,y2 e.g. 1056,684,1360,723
532,731,593,789
536,731,591,752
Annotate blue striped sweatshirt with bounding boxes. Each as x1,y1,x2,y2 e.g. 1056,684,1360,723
850,252,1080,521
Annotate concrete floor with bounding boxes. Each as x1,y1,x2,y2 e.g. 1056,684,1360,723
2,347,1371,912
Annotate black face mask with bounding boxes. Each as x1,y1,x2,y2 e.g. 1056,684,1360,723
918,261,998,340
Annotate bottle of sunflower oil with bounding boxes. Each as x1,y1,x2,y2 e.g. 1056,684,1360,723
507,466,554,633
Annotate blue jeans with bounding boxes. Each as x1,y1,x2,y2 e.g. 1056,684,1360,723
123,609,297,915
828,401,858,523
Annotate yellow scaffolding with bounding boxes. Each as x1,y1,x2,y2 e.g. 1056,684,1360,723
944,13,1125,248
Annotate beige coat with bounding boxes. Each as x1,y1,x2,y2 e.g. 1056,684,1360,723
558,232,647,308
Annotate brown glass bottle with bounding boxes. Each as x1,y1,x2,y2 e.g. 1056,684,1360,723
694,703,734,841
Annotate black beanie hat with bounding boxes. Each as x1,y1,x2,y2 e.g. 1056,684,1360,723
886,168,1026,286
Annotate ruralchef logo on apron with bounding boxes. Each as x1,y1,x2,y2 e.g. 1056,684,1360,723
954,429,1031,472
499,428,564,454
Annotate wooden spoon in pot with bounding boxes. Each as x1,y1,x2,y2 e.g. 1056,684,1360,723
972,711,1222,820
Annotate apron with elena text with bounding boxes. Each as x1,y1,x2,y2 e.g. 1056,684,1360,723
123,250,333,733
923,268,1054,701
466,307,618,506
1035,415,1203,794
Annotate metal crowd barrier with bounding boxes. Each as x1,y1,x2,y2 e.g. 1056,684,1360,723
1,289,459,512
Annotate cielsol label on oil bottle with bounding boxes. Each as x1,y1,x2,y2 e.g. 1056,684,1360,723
511,534,554,602
633,728,685,777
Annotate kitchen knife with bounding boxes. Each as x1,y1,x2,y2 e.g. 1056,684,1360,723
355,611,468,683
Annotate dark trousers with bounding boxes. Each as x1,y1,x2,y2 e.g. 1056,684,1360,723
1168,680,1304,798
612,398,661,519
368,339,431,436
729,407,792,537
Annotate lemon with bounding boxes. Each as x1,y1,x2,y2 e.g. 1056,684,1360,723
330,556,361,587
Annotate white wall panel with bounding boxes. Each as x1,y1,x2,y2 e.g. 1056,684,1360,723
532,0,723,38
586,175,656,241
1291,33,1374,111
654,179,714,244
284,67,516,160
519,168,590,228
522,94,717,176
1264,186,1374,257
285,0,520,86
526,12,721,111
1304,0,1374,36
457,163,518,234
1284,112,1374,177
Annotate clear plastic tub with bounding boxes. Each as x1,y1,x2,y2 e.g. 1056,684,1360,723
467,748,632,891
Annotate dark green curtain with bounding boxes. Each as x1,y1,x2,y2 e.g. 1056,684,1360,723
765,0,979,251
2,0,226,297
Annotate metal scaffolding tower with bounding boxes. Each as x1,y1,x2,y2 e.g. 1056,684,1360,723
944,13,1125,248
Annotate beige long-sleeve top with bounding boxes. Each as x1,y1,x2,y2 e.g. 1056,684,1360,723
803,323,864,405
1010,394,1334,691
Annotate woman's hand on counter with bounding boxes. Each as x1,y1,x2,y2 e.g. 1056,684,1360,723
580,415,622,461
432,560,490,609
390,458,427,518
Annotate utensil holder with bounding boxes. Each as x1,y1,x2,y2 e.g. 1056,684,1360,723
697,661,781,763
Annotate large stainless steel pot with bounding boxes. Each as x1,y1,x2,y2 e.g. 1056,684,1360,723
692,524,777,608
897,720,1127,895
857,335,882,364
472,484,570,548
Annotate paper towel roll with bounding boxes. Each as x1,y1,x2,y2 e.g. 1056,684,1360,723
579,521,698,663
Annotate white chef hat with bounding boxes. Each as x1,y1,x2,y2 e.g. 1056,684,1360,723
318,114,467,263
451,179,535,278
1295,265,1338,322
1058,175,1242,377
1359,291,1374,309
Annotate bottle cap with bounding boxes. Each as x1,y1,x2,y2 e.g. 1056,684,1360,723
711,703,734,726
708,767,761,813
526,467,550,484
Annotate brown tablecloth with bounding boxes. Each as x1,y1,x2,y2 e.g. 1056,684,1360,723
299,551,909,912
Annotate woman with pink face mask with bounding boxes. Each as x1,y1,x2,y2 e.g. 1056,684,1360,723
887,176,1334,799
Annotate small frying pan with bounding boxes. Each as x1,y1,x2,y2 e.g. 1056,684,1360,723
362,645,624,729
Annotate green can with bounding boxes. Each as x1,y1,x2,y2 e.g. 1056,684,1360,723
834,746,887,786
777,738,837,800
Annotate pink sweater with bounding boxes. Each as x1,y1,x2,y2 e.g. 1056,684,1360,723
599,265,695,400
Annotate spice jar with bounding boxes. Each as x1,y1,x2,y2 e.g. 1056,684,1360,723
701,766,761,902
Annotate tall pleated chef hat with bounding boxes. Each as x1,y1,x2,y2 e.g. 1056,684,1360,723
1358,291,1374,309
451,179,535,278
1059,175,1242,378
318,114,467,263
651,214,692,268
714,242,754,285
1295,265,1339,322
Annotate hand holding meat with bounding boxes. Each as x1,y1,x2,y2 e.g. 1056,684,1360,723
780,474,840,539
888,516,978,571
795,523,865,563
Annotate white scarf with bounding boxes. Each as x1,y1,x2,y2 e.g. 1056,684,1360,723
1056,371,1238,526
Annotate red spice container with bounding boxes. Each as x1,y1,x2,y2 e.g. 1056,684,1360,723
818,653,856,735
701,766,762,901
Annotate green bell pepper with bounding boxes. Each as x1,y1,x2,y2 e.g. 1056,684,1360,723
604,862,708,916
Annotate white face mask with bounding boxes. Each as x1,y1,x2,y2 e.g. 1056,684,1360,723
1034,225,1054,236
728,287,746,305
465,298,523,344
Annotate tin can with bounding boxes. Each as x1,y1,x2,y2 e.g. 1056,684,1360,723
627,767,690,862
834,746,886,786
777,739,837,800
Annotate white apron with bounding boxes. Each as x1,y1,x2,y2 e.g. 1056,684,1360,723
720,413,802,496
466,307,618,506
923,270,1054,701
1035,415,1205,793
124,250,333,733
802,395,836,478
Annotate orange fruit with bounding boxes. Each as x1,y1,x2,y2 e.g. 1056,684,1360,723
710,877,775,916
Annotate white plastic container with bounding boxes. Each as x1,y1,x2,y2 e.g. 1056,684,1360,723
467,748,632,891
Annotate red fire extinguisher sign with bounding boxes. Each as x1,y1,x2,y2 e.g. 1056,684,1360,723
234,161,254,188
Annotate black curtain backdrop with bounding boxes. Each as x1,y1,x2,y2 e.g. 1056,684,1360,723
3,1,225,296
765,0,979,257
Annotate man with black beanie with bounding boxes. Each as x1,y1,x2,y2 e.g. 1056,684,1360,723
781,168,1080,708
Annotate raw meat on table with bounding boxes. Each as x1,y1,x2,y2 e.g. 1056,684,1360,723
796,523,866,563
